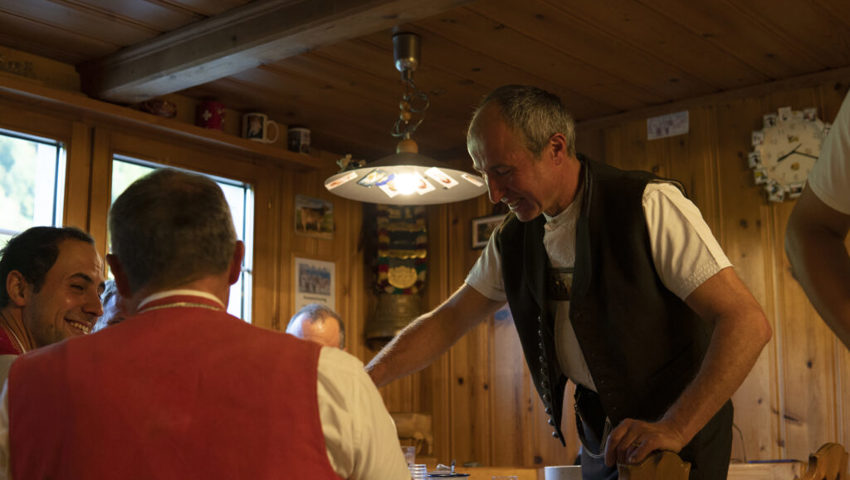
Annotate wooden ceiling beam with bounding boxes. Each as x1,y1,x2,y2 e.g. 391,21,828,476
78,0,471,104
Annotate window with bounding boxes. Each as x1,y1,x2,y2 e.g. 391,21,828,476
0,128,66,245
111,156,254,323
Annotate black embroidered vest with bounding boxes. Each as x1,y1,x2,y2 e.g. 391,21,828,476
494,158,712,443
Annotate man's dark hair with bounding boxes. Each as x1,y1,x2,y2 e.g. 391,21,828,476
0,226,95,308
287,303,346,349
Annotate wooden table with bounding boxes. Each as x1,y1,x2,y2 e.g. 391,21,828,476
422,460,805,480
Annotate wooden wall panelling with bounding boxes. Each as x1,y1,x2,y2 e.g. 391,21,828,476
446,195,493,465
711,95,781,460
276,168,295,332
575,127,605,167
419,203,454,463
489,305,534,466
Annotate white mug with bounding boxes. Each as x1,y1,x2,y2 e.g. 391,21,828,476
544,465,582,480
242,113,279,144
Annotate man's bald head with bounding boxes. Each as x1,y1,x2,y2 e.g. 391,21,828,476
286,304,345,349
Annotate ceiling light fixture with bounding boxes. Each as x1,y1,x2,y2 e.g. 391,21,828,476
324,32,487,205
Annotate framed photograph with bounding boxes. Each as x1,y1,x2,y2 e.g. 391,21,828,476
471,214,504,249
295,194,333,239
293,256,335,312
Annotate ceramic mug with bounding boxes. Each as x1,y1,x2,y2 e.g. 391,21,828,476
544,466,582,480
242,113,280,144
287,126,311,153
196,100,225,130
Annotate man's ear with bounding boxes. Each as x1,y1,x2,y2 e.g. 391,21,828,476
228,241,245,286
549,132,568,164
5,271,32,307
106,254,132,298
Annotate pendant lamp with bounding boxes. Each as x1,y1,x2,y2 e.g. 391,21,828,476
324,32,487,205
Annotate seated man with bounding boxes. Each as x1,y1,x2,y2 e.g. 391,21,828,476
92,280,128,332
286,303,345,349
0,226,104,360
0,169,408,480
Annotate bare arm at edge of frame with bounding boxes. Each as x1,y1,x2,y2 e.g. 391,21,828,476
785,185,850,349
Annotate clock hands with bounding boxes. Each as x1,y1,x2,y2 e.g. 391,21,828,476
775,144,801,163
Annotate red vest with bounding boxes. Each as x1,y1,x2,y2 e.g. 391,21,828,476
9,295,341,480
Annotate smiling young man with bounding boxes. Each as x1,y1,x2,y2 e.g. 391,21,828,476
367,85,772,480
0,226,104,355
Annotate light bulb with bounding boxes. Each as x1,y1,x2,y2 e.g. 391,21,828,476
394,172,419,195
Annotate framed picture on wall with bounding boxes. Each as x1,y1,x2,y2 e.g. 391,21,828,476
293,256,335,313
471,214,504,249
294,194,333,239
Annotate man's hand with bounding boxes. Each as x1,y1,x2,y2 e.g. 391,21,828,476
603,418,687,467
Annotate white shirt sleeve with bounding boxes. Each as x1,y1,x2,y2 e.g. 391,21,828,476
465,181,731,303
807,91,850,215
642,182,732,300
316,347,409,480
465,233,507,302
0,380,10,480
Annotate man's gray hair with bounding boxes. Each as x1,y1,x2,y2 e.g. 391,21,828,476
108,168,237,293
468,84,576,157
287,303,345,349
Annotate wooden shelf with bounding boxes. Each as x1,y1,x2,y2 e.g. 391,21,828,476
0,74,335,172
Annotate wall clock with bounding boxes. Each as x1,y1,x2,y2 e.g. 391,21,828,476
749,106,830,202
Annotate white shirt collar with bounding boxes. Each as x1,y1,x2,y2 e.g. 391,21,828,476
137,289,226,310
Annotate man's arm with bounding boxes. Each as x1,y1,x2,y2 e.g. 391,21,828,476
785,186,850,349
605,267,771,466
366,283,504,387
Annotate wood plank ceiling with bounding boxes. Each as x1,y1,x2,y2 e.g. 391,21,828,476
1,0,849,162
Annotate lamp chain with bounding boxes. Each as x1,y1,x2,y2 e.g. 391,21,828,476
392,77,429,139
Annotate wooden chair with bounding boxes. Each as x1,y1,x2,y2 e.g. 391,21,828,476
618,451,691,480
800,443,848,480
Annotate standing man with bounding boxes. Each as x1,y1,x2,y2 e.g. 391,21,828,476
785,89,850,349
0,226,104,355
1,169,408,480
287,303,346,349
367,85,771,480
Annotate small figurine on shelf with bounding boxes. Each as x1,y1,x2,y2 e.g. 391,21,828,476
337,154,366,171
139,98,177,118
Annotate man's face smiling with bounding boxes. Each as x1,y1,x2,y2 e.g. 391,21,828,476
469,107,561,222
23,239,105,347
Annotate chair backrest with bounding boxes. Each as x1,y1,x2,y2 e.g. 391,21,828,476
618,451,691,480
800,443,848,480
390,412,434,455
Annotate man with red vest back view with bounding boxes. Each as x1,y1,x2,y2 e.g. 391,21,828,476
0,169,410,480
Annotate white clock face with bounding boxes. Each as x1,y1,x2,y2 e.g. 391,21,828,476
751,108,829,202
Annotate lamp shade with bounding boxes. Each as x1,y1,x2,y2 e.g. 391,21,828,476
324,152,487,205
